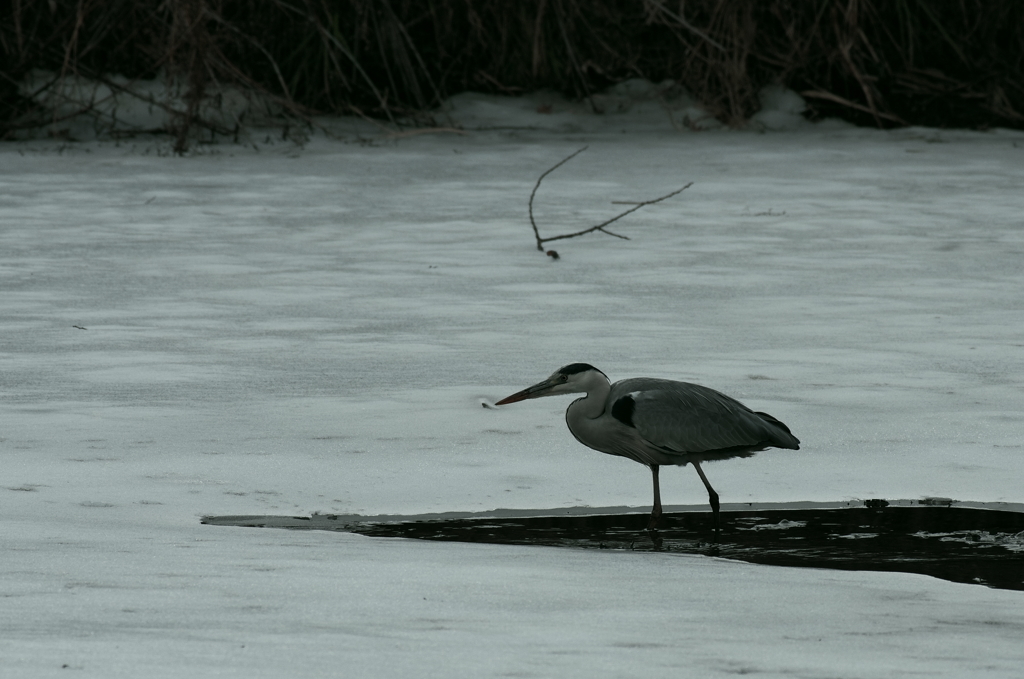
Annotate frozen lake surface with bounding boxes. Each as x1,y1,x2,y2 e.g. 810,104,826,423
3,88,1024,676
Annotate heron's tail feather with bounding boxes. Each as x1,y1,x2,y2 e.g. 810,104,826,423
754,411,801,449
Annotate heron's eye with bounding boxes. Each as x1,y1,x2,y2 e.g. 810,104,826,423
559,374,568,382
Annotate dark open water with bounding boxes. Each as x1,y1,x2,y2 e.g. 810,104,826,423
203,500,1024,591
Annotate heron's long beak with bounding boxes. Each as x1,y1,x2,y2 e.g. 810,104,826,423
495,378,559,405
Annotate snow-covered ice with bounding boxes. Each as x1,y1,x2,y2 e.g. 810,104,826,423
3,87,1024,676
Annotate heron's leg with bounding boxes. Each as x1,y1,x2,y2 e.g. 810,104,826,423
646,464,662,531
691,461,720,536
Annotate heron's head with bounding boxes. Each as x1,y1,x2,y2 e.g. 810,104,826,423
495,363,609,405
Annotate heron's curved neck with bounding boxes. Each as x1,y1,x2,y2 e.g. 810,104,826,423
567,374,611,420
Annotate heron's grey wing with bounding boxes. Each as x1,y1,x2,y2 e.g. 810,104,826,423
611,378,798,454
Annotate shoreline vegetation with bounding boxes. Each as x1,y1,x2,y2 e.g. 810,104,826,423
3,0,1022,150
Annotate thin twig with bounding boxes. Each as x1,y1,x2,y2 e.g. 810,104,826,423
528,145,589,250
298,2,397,126
528,146,691,251
90,73,235,135
801,90,906,124
206,8,293,103
540,183,693,245
643,0,727,52
385,126,470,139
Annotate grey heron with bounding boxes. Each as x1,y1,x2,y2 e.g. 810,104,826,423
495,363,800,533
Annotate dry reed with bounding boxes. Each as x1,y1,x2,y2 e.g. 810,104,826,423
2,0,1021,147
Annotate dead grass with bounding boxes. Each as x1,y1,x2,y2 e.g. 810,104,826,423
2,0,1021,148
